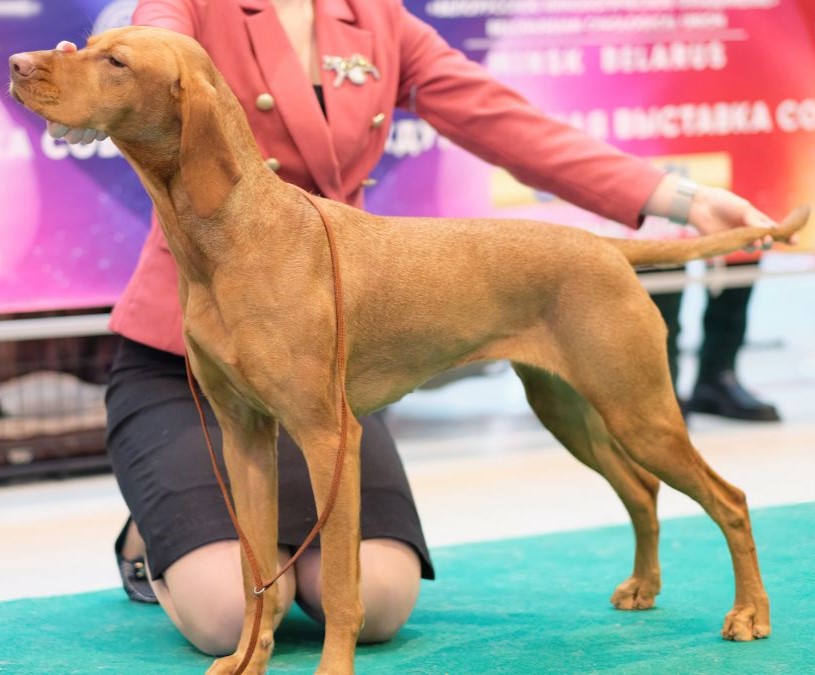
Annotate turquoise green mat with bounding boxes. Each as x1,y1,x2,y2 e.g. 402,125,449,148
1,502,813,673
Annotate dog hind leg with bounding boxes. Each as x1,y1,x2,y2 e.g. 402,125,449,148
513,364,662,610
602,410,770,640
555,301,770,641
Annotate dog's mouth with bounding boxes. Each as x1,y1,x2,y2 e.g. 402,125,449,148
8,72,28,103
8,82,23,104
9,74,62,122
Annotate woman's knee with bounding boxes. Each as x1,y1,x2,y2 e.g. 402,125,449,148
155,541,296,656
358,539,421,643
295,538,421,644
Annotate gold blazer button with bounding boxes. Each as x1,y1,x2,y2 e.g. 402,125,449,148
371,113,386,129
256,93,275,111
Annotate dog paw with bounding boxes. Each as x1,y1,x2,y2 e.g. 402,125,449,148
206,656,242,675
206,651,270,675
610,576,659,610
207,658,265,675
722,602,771,641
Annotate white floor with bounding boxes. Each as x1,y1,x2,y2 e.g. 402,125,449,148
0,274,813,603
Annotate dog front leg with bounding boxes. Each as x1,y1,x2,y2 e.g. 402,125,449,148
204,401,281,675
291,413,364,675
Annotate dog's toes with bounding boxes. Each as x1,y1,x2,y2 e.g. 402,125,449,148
207,655,267,675
207,663,265,675
722,614,754,642
610,576,658,610
752,622,772,639
206,657,237,675
721,603,771,642
611,590,655,610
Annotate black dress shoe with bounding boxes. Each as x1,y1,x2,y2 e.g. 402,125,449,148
115,517,158,604
686,371,781,422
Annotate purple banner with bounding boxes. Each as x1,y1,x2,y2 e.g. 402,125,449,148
0,0,150,314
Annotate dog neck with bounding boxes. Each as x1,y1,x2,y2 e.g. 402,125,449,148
113,136,209,278
114,129,304,286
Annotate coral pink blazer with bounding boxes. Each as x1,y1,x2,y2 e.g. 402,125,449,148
111,0,665,355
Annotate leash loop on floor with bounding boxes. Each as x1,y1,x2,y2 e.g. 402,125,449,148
185,186,350,674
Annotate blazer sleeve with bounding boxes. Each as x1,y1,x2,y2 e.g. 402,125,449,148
395,7,664,228
132,0,202,37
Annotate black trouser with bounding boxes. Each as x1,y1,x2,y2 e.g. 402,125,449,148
649,275,754,387
105,337,435,581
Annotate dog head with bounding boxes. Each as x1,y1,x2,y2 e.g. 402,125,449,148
9,26,242,219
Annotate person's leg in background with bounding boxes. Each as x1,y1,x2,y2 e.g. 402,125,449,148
648,267,781,422
649,289,683,389
686,282,780,421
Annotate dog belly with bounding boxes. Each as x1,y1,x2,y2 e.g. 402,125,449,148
345,326,561,416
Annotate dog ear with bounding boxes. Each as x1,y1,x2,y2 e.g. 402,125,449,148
177,67,242,219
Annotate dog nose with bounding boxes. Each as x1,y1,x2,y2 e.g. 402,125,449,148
9,53,35,78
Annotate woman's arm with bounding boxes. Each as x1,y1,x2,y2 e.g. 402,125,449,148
130,0,201,37
395,8,663,229
395,5,781,243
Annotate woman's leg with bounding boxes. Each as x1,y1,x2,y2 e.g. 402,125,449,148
152,542,296,656
127,521,418,650
107,340,430,654
293,539,422,643
121,521,297,656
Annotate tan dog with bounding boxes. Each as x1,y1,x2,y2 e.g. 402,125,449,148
10,27,807,675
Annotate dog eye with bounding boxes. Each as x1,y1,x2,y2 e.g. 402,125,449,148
107,55,126,68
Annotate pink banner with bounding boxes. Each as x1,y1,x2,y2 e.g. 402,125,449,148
367,0,815,255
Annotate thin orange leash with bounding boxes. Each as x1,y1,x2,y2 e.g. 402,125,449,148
185,187,349,674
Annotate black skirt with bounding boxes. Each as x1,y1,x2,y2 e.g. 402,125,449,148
106,338,434,580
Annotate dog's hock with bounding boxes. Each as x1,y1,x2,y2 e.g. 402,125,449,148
178,67,242,219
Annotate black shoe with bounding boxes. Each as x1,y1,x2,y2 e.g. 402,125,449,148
686,371,781,422
115,517,158,604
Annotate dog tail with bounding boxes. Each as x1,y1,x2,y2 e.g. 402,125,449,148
604,205,810,268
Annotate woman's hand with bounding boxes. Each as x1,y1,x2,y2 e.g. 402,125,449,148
643,174,797,250
45,40,108,145
688,185,787,251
